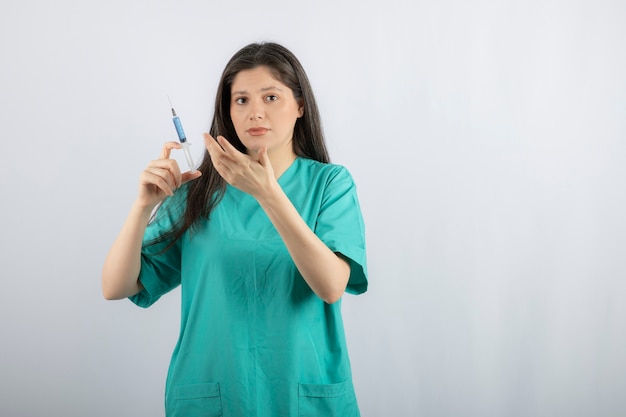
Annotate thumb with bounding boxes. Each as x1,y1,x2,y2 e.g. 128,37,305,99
257,147,271,167
181,170,202,185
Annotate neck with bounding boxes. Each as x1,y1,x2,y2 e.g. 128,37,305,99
250,142,296,179
268,150,297,179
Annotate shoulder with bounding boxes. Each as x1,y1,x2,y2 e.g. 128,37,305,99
295,157,355,186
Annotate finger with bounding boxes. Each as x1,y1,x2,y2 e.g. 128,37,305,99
204,136,223,168
216,135,243,158
181,170,202,185
141,169,176,196
204,133,241,161
203,134,232,170
144,165,178,186
204,134,228,167
257,146,270,166
147,159,183,188
160,141,182,159
203,133,222,154
256,146,275,179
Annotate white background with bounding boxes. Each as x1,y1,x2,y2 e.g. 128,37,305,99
1,0,625,416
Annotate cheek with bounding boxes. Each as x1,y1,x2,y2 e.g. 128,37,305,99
230,111,245,130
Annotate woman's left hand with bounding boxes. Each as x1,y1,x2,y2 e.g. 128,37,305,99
203,133,276,198
204,134,349,304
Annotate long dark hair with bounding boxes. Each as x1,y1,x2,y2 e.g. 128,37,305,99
151,42,330,248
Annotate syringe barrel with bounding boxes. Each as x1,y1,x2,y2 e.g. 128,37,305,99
172,116,187,142
181,142,196,172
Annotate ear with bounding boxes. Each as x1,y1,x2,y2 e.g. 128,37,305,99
297,99,304,118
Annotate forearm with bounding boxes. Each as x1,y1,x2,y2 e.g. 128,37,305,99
101,202,153,300
257,183,350,304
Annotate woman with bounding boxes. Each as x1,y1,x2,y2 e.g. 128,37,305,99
102,42,368,417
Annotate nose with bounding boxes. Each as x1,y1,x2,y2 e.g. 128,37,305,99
249,100,264,120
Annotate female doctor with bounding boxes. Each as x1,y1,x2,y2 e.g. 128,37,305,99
102,42,368,417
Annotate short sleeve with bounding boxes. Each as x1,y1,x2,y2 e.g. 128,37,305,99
315,166,368,295
128,192,186,308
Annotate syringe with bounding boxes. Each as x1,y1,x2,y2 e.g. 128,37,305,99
168,96,196,173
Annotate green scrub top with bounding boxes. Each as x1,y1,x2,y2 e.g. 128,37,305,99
130,157,368,417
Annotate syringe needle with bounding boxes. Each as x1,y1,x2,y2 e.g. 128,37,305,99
167,94,176,116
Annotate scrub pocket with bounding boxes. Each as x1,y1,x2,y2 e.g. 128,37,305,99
167,382,223,417
298,380,359,417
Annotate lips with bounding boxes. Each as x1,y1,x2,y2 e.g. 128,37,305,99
247,127,270,136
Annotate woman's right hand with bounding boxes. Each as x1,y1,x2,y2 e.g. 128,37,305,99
103,142,201,300
136,141,202,210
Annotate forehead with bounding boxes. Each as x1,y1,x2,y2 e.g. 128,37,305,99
231,66,288,92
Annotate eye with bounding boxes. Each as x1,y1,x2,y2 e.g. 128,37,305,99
235,97,247,105
265,95,278,102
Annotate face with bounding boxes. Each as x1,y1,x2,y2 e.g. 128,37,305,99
230,66,304,158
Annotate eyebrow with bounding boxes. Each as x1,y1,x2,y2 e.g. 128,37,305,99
231,86,284,96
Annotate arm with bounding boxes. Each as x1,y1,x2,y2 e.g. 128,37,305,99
256,182,350,304
101,202,152,300
101,142,201,300
205,134,349,304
